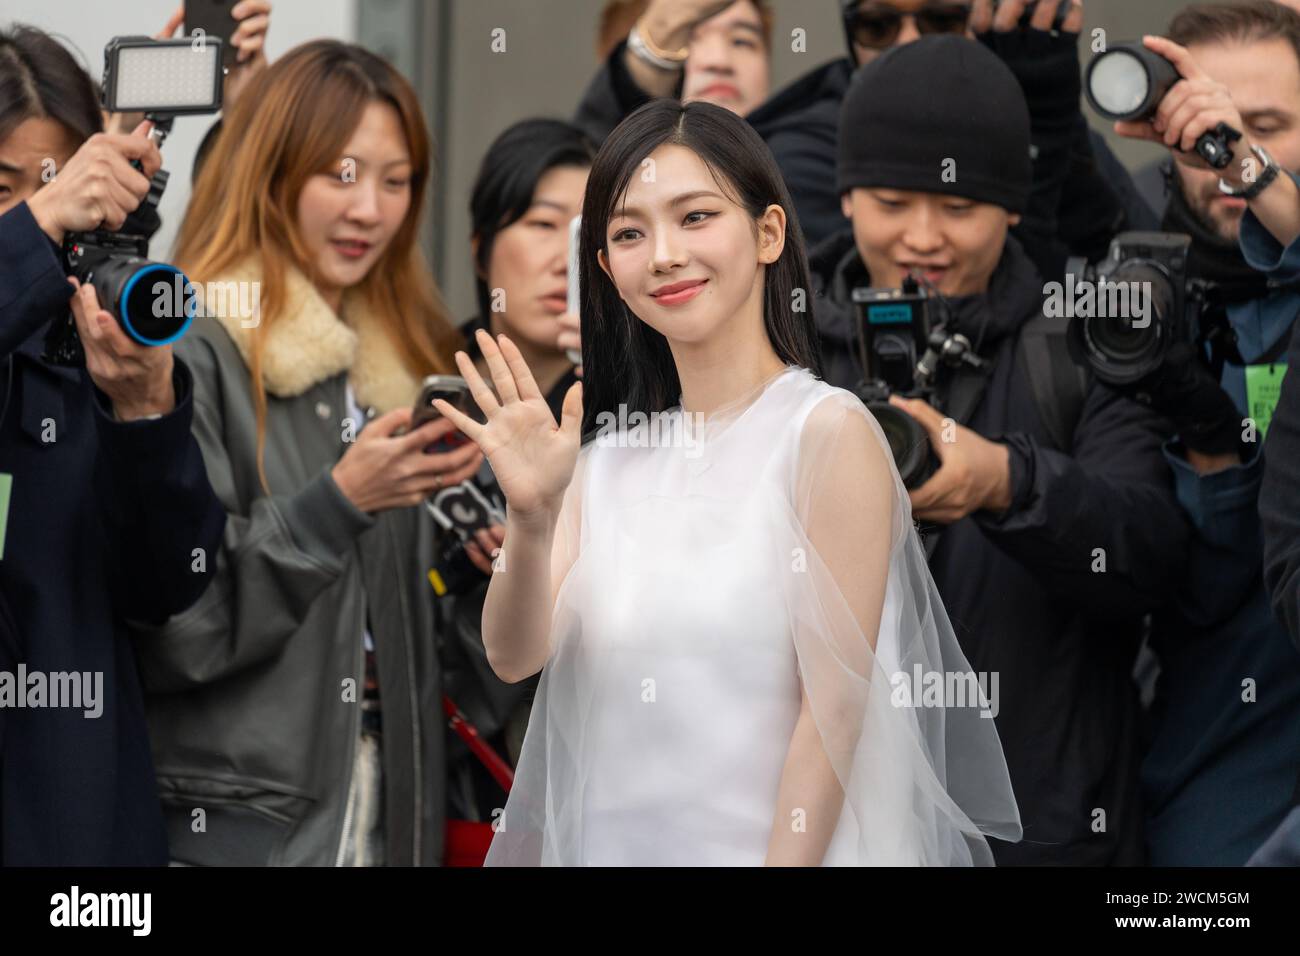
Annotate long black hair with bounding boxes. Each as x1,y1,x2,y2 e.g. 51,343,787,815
578,98,821,440
0,25,101,145
469,117,596,322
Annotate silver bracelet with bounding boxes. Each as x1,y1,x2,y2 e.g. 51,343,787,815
627,22,686,72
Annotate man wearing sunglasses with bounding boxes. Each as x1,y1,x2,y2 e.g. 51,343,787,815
576,0,1148,277
844,0,991,64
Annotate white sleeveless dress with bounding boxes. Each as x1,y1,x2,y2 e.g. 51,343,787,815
484,365,1020,866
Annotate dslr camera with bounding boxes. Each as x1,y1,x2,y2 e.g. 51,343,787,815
1062,231,1274,391
1063,232,1196,387
45,35,224,366
850,275,985,488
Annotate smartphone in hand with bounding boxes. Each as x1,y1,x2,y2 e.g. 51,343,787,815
413,375,506,546
185,0,239,68
413,374,474,453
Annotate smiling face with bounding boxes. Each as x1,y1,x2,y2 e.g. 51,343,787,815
597,143,783,347
1175,37,1300,244
0,116,79,216
681,1,770,117
482,163,588,350
295,100,413,309
842,187,1017,296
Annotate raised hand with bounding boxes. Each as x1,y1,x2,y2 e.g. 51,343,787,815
970,0,1084,35
26,121,161,243
1113,36,1248,181
434,329,583,525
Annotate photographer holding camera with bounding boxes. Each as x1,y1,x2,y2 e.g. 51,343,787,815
1110,2,1300,867
576,0,1148,263
812,36,1189,865
0,25,225,864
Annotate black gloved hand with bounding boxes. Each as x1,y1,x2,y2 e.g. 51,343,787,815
1126,342,1243,455
977,17,1081,133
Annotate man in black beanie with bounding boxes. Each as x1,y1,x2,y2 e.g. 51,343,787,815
573,0,1151,262
812,34,1191,865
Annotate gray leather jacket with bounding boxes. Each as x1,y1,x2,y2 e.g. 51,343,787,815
133,306,447,866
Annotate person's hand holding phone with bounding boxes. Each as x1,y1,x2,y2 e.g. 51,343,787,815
331,408,483,514
150,2,271,113
222,1,272,108
433,329,583,529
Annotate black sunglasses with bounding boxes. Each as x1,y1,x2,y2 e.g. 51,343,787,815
844,3,972,50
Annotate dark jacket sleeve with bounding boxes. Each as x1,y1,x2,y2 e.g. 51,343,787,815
1239,202,1300,644
134,332,375,691
980,29,1137,278
1076,130,1160,236
980,27,1079,280
0,202,72,357
573,39,658,146
761,98,844,248
1261,317,1300,645
1,200,226,625
1161,439,1266,628
973,381,1191,619
92,358,227,625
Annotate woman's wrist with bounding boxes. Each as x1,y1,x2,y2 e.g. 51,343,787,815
330,461,364,511
506,503,560,540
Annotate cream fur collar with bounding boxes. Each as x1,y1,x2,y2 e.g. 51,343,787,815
206,259,420,414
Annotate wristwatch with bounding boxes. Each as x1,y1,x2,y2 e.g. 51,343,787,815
1218,143,1282,201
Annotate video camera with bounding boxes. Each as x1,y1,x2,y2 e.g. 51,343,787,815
45,35,225,366
850,275,986,488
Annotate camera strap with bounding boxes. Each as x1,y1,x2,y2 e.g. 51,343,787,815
937,364,994,428
1017,312,1090,454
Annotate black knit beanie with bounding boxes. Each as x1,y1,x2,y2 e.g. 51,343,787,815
837,35,1032,214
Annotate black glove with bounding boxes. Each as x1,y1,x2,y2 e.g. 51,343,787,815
977,20,1081,134
1127,342,1243,455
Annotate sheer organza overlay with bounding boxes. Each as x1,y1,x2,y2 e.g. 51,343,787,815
484,366,1021,865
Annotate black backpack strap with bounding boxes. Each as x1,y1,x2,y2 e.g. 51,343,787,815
939,366,992,426
1017,312,1090,453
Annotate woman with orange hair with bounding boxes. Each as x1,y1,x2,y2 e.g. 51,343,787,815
131,40,480,866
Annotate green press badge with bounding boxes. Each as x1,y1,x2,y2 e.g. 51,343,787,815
0,472,10,561
1246,364,1288,438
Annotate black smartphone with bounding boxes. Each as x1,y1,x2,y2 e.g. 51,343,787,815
185,0,239,69
413,374,475,453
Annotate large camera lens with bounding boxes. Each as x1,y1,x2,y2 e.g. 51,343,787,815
869,402,937,490
1085,42,1180,121
1081,262,1174,385
74,249,197,346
